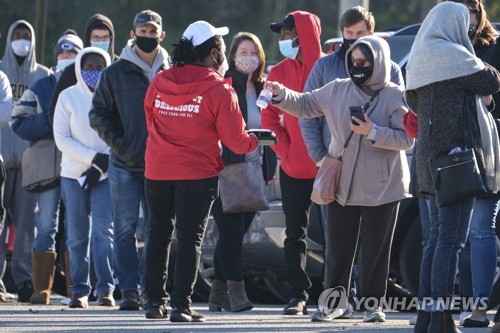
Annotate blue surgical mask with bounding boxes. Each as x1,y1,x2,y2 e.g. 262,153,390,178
90,40,110,52
56,59,75,72
278,37,299,60
81,69,101,90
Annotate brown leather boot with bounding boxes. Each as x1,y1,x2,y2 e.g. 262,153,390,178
227,280,253,312
208,279,231,311
30,252,57,304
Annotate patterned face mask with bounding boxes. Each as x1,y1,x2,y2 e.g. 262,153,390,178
235,55,260,75
81,69,101,90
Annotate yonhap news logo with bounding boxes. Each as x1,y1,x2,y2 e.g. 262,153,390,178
317,287,489,314
317,286,348,317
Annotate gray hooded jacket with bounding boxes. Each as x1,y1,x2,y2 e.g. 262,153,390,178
0,20,50,168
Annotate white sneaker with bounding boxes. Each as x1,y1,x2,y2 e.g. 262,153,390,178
459,311,472,326
338,303,354,319
363,307,386,323
60,297,71,306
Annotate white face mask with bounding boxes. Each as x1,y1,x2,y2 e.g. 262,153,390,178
56,59,75,71
213,49,229,77
218,57,229,77
11,39,31,57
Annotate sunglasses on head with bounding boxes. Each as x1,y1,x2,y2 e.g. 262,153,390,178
351,57,369,67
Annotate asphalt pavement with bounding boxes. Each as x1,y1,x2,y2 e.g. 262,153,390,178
0,298,497,333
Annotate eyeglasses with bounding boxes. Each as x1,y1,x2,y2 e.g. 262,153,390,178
90,34,110,42
351,57,369,67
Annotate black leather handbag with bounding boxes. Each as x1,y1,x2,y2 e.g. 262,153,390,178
428,86,486,207
431,148,485,207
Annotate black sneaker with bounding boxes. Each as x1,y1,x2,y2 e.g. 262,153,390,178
119,290,140,310
17,280,34,303
283,298,308,315
170,307,205,322
146,302,168,319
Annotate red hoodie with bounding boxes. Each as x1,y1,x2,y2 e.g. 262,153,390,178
144,64,258,180
261,11,323,179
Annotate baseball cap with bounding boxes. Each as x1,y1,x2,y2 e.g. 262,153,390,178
182,20,229,47
54,33,83,60
270,15,295,33
134,10,162,30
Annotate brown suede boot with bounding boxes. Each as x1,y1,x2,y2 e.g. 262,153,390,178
30,252,57,304
227,280,253,312
64,251,72,298
208,279,231,311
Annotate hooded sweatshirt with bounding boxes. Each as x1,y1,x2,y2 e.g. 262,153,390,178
0,20,50,168
144,64,258,180
274,36,413,206
84,14,118,61
261,11,323,179
48,13,117,124
120,39,169,82
53,47,111,180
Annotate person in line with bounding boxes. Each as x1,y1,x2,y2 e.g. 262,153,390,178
143,20,262,322
299,6,404,320
454,0,500,328
0,72,13,302
90,9,170,311
53,47,114,309
404,2,500,332
10,32,83,304
0,19,50,303
208,31,276,313
261,11,323,316
49,13,118,125
47,13,117,300
265,36,413,323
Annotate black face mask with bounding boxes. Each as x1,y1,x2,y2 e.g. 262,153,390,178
349,66,373,85
468,24,478,39
342,37,357,51
135,36,160,53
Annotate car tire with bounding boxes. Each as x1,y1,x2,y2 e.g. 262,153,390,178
262,277,289,303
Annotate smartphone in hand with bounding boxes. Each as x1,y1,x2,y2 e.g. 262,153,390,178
349,106,365,125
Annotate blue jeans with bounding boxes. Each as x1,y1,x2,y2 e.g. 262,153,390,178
459,195,499,309
61,177,114,296
145,177,218,308
33,186,60,252
107,163,148,293
418,195,474,311
418,197,439,306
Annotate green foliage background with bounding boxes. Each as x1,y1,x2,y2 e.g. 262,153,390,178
0,0,498,67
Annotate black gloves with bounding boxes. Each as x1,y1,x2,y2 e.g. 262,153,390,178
92,153,109,173
81,166,101,189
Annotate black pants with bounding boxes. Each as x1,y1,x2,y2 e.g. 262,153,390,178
280,167,315,301
324,200,399,301
144,177,218,309
211,197,255,282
